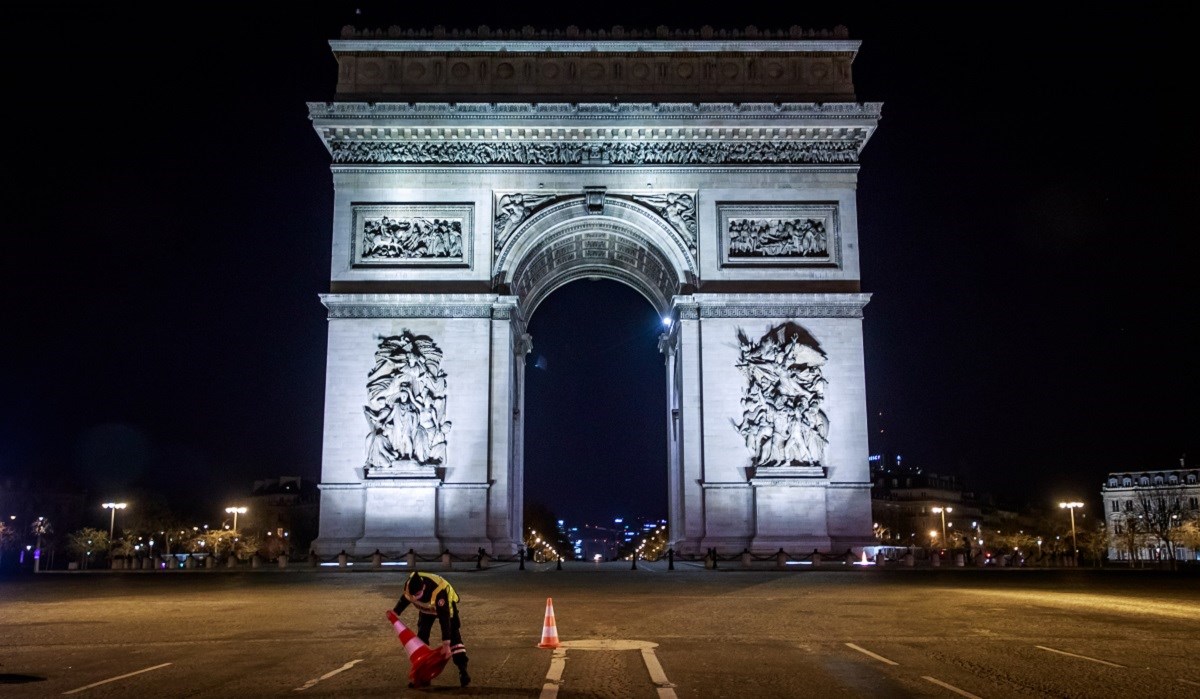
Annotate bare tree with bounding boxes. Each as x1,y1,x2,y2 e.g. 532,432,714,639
1113,511,1150,567
1133,486,1188,569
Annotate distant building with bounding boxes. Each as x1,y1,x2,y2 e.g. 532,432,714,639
247,477,319,554
1101,464,1200,563
869,454,1020,558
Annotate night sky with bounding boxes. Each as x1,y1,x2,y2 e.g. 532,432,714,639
3,3,1194,527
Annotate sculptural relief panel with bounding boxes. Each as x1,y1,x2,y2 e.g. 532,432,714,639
717,202,839,268
732,322,829,474
351,204,473,268
363,330,452,477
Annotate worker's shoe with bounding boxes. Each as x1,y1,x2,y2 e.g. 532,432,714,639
459,669,471,687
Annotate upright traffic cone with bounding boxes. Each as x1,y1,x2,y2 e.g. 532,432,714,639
538,597,560,649
386,610,450,686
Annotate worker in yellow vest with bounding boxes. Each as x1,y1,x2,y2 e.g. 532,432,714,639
393,571,470,687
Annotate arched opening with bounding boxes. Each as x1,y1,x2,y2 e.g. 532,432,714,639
522,279,667,561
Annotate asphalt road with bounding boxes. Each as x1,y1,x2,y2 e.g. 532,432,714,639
1,561,1197,698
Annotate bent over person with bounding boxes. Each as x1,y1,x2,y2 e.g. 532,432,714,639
393,571,470,687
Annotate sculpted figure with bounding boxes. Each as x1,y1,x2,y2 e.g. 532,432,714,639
732,323,830,468
494,193,553,250
363,331,451,469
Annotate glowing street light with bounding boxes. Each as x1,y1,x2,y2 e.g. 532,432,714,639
931,506,952,547
225,506,247,531
102,502,127,540
1059,501,1083,558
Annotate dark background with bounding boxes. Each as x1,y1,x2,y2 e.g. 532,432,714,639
2,3,1194,528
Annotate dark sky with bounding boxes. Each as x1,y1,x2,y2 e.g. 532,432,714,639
3,3,1194,525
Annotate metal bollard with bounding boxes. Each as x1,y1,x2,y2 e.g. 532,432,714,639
227,555,236,568
875,551,886,566
519,546,526,570
631,551,638,570
338,550,348,569
372,550,383,569
741,549,752,569
442,550,452,570
776,548,788,570
668,548,675,570
406,549,416,568
278,554,289,569
811,549,822,567
931,552,941,567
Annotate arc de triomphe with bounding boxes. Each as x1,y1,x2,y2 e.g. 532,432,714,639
309,25,880,558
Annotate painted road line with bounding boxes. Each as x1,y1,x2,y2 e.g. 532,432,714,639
1180,679,1200,687
640,647,678,699
539,647,567,699
845,642,899,666
293,658,364,692
62,662,173,695
540,639,677,699
1034,645,1125,668
922,675,983,699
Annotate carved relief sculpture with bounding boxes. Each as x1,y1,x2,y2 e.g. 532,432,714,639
728,217,827,258
718,202,839,268
631,193,697,252
493,192,557,251
362,216,463,259
732,323,829,468
352,204,472,268
364,331,451,473
334,140,860,166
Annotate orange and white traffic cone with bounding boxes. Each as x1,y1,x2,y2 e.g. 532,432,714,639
386,610,450,686
538,597,560,649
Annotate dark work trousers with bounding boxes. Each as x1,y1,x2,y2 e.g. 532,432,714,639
415,609,469,669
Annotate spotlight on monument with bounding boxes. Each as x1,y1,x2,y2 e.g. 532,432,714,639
662,316,672,327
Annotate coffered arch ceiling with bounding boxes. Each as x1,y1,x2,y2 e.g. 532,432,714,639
495,194,696,318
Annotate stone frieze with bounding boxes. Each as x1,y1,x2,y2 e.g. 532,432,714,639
332,140,859,165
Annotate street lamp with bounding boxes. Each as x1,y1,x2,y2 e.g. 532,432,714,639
931,506,952,547
102,502,127,540
225,507,247,531
1059,501,1083,559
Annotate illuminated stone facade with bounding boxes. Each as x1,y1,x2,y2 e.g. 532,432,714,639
1102,467,1200,563
309,26,880,557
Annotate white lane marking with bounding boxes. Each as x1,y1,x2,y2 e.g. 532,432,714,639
640,647,678,699
845,642,899,666
63,662,172,695
293,658,364,692
922,675,984,699
540,639,676,698
539,647,567,699
1180,678,1200,687
1034,645,1125,668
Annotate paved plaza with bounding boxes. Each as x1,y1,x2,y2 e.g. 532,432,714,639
1,562,1197,698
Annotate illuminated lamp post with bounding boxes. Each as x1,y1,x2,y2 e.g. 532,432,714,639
102,502,127,541
225,506,247,532
931,506,952,548
1059,501,1083,560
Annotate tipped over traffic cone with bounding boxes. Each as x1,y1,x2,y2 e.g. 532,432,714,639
538,597,560,649
386,610,450,686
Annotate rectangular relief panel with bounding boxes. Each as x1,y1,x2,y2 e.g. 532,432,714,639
717,202,840,269
350,203,473,269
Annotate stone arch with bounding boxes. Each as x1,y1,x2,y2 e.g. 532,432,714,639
494,194,696,317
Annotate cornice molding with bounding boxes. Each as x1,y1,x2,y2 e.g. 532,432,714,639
673,292,872,319
320,293,517,319
308,101,882,120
